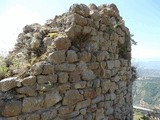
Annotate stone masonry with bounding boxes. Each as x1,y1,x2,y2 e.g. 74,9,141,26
0,3,133,120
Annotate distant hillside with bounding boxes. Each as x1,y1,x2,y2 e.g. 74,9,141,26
133,60,160,110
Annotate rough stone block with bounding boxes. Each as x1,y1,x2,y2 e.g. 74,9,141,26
30,62,43,75
20,76,36,86
58,83,71,94
92,95,104,104
73,13,88,26
42,64,54,75
107,61,115,69
83,26,92,34
84,88,97,99
69,4,90,17
53,36,71,50
73,81,86,89
66,50,78,63
59,106,74,115
95,108,104,120
41,109,57,120
44,90,62,108
37,74,57,84
58,72,68,83
82,69,96,80
101,80,111,93
25,113,40,120
0,77,18,92
63,90,83,105
75,99,91,110
59,110,80,119
22,96,44,113
47,50,66,64
79,51,91,62
2,101,22,117
16,86,37,96
69,70,81,82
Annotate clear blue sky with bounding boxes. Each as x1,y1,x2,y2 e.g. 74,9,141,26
0,0,160,60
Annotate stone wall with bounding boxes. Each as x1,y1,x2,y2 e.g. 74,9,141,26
0,3,133,120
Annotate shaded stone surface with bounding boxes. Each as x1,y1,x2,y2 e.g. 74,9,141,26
22,96,44,113
2,101,22,117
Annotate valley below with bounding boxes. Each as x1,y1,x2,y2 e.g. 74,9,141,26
132,61,160,111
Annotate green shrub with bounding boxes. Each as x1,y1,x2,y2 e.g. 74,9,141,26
0,66,9,79
0,55,9,80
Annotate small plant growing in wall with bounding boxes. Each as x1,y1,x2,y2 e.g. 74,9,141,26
130,34,137,45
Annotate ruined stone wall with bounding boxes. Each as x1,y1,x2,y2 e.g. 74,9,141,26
0,3,133,120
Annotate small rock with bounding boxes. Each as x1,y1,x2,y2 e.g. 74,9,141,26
75,99,91,110
41,109,57,120
102,70,112,78
59,110,80,119
80,108,87,115
97,51,109,61
69,69,81,82
82,69,96,80
95,108,104,120
79,51,91,62
92,95,104,104
58,72,68,83
110,93,116,100
101,80,111,93
107,60,115,69
73,81,86,89
84,88,97,99
115,60,120,68
58,83,71,94
105,107,114,115
87,62,99,70
77,61,87,71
